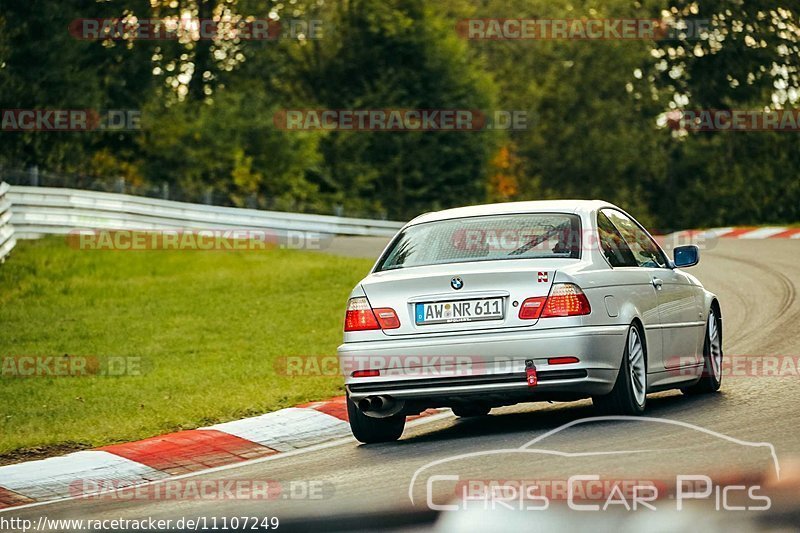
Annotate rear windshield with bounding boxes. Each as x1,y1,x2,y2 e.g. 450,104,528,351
375,213,581,272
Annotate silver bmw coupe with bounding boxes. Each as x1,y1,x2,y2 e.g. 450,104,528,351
338,200,722,443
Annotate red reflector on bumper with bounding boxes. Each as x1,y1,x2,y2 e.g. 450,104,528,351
352,369,380,378
548,356,580,365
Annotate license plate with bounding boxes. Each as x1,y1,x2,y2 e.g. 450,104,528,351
415,298,504,325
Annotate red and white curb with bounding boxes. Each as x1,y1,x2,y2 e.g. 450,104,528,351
671,226,800,240
0,396,440,510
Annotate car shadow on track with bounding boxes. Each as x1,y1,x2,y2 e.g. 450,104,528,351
392,390,728,447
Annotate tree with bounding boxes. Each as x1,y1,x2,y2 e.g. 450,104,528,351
270,0,500,219
447,0,669,227
642,1,800,227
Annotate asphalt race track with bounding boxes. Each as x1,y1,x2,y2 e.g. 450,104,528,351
4,238,800,530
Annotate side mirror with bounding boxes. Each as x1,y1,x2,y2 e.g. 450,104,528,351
673,245,699,268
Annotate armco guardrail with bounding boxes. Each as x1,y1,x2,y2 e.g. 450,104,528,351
0,182,16,263
0,185,404,256
8,186,405,237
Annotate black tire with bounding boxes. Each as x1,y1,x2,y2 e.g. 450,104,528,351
593,324,647,415
452,405,491,418
346,394,405,443
683,309,722,395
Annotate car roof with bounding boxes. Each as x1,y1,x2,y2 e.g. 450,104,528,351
407,199,617,226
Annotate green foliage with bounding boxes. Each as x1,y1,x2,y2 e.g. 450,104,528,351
138,87,324,211
641,0,800,228
0,0,797,227
272,0,501,219
0,0,157,170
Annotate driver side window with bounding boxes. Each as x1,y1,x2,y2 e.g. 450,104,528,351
602,209,668,268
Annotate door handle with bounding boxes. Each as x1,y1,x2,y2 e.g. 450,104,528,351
652,277,663,290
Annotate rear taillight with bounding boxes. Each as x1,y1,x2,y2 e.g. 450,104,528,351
541,283,591,317
344,297,400,331
519,297,547,320
519,283,591,320
374,308,400,329
344,297,380,331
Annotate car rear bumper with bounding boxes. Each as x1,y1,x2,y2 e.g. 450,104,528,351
338,325,627,403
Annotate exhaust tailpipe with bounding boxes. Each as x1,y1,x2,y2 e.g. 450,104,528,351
357,395,404,418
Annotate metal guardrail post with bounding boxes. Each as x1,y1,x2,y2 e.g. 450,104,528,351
28,166,39,187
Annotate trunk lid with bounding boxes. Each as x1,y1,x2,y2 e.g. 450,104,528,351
361,259,575,336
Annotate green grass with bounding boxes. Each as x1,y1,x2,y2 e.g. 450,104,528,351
0,237,373,459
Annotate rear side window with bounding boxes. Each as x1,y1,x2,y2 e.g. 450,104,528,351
375,213,581,272
597,211,637,267
602,209,668,268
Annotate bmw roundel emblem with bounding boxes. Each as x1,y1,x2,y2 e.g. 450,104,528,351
450,277,463,290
